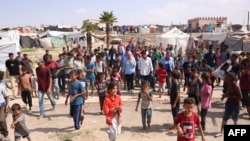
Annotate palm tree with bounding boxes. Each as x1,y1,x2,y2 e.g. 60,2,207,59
99,11,117,49
82,21,97,48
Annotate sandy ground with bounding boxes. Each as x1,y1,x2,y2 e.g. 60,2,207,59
4,47,250,141
6,84,250,141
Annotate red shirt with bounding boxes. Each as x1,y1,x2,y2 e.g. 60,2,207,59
103,94,123,125
174,112,200,141
45,61,59,69
240,69,250,90
36,66,51,91
156,68,167,83
158,45,164,52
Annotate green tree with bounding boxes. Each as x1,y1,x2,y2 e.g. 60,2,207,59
99,11,117,49
82,21,97,48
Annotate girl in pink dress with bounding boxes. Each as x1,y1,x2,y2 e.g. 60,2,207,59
197,72,212,131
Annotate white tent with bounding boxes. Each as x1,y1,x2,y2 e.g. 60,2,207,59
0,30,21,71
155,27,190,50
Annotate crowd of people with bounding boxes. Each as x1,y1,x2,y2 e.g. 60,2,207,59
0,37,250,141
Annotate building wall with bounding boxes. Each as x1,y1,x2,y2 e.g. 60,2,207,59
188,17,227,32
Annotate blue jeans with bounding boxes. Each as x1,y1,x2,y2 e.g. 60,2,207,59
141,108,152,128
38,90,56,116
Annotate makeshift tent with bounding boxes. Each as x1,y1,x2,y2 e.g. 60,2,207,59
224,35,250,52
64,33,85,43
155,27,190,50
0,30,21,71
201,33,227,44
51,37,66,48
20,36,36,48
0,30,20,47
39,37,53,48
64,33,86,46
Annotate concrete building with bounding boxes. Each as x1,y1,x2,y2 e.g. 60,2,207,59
82,19,106,29
187,17,227,32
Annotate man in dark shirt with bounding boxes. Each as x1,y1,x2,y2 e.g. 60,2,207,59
36,58,56,118
110,53,122,74
43,49,51,62
5,53,21,98
203,45,216,69
20,54,33,75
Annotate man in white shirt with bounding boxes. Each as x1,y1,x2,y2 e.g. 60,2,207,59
138,51,154,85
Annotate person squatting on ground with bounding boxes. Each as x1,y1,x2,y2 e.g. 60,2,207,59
65,70,85,130
11,103,31,141
103,82,123,141
135,81,153,130
174,97,205,141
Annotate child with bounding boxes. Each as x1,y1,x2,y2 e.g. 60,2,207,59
187,68,201,114
0,71,13,93
135,81,153,130
0,77,10,140
156,63,167,98
183,56,195,92
77,69,87,115
169,70,181,131
84,55,96,97
77,69,88,99
30,75,37,97
196,72,212,131
177,54,185,82
110,68,122,95
214,72,242,137
18,67,33,113
65,70,85,130
95,72,108,114
103,82,123,141
11,103,31,141
174,97,205,141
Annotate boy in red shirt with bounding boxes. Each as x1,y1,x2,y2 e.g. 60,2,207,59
103,82,123,141
156,63,167,98
174,97,205,141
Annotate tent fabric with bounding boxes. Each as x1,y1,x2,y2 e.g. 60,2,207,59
201,33,227,44
0,30,20,48
20,36,35,48
51,37,66,48
64,33,85,43
155,27,190,50
224,36,250,52
39,37,53,48
0,43,19,71
46,31,65,38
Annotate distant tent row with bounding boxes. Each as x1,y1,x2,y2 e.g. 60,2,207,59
18,31,89,48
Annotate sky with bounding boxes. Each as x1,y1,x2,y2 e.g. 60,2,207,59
0,0,249,27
